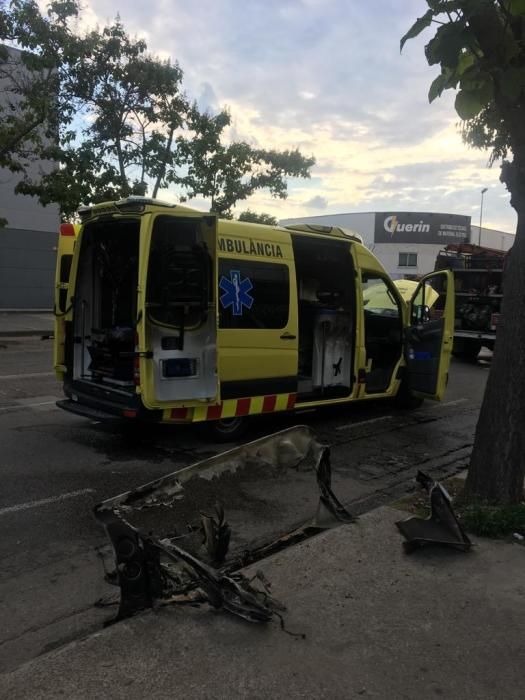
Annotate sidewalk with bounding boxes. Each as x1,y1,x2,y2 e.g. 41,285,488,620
0,311,54,337
1,505,523,699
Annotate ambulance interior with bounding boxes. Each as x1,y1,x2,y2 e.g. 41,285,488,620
72,217,140,390
291,236,355,400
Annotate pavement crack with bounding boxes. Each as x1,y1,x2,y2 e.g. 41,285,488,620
0,603,101,649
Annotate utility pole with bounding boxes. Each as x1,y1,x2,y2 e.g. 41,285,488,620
478,187,488,246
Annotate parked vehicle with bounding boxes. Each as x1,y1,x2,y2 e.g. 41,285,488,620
54,197,454,439
434,243,506,360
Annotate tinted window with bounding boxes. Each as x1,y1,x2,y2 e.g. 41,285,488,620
147,217,211,327
218,259,289,329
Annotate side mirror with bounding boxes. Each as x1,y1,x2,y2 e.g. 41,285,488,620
412,304,430,324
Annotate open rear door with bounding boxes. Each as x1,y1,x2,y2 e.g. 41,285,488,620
405,270,454,400
53,223,79,375
138,212,219,410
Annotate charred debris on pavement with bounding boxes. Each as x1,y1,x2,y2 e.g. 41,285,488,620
94,426,354,626
396,470,472,553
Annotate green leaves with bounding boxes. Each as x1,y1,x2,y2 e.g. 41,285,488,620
455,89,486,119
400,9,434,52
425,22,468,69
181,115,315,216
404,0,523,167
500,66,525,101
455,69,494,119
238,210,278,226
428,68,457,102
505,0,525,15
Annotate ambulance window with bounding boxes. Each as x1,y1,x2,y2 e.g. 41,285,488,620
147,216,211,328
362,275,400,318
218,259,289,329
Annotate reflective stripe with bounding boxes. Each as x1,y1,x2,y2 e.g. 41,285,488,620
163,392,296,423
207,404,223,420
262,395,277,412
235,398,251,416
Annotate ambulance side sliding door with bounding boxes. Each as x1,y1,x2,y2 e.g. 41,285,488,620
217,236,298,400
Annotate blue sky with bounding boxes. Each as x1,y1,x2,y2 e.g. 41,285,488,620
80,0,516,233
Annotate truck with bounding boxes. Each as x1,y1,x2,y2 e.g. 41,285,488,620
434,243,507,360
53,197,455,440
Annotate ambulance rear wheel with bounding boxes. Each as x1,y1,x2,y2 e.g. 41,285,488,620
205,416,248,442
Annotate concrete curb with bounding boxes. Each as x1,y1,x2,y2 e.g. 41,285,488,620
0,309,53,314
1,505,524,699
0,330,53,338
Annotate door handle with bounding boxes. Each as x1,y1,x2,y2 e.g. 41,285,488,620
280,332,296,340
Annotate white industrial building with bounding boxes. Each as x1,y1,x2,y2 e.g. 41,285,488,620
0,45,60,309
280,211,515,280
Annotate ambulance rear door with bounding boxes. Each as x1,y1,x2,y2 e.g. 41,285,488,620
53,223,79,374
138,212,219,409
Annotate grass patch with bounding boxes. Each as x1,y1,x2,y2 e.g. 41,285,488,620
461,504,525,538
393,477,465,518
393,477,525,539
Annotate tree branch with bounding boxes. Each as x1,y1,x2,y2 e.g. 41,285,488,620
153,125,174,198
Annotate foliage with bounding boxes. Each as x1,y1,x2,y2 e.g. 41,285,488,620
179,107,315,217
0,1,315,221
401,0,525,187
461,503,525,537
15,16,191,217
0,1,83,174
237,209,279,226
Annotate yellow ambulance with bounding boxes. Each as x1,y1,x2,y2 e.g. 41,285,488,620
53,197,454,440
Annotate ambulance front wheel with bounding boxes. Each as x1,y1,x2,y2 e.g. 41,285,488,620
204,416,248,442
452,339,481,361
395,382,424,410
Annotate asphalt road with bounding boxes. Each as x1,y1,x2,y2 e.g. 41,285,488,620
0,337,491,673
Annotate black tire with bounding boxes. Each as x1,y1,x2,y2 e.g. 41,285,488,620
395,382,424,409
452,339,481,361
204,416,248,442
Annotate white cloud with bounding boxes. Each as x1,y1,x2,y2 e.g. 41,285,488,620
77,0,517,233
304,195,328,209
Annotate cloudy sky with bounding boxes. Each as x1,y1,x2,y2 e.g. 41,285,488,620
80,0,516,233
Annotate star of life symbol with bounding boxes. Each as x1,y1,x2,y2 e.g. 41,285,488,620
219,270,254,316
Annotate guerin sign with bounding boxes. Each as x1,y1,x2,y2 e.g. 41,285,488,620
374,212,470,245
384,215,430,235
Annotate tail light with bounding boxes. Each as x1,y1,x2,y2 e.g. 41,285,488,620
490,313,500,331
60,223,75,236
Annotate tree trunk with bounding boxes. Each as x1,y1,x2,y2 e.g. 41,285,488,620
464,188,525,504
152,127,174,198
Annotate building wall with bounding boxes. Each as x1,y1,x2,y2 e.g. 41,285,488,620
0,227,57,308
281,212,376,247
280,211,515,279
471,225,514,251
0,45,59,309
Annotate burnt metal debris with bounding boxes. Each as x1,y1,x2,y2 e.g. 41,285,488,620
396,470,472,553
94,425,353,624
